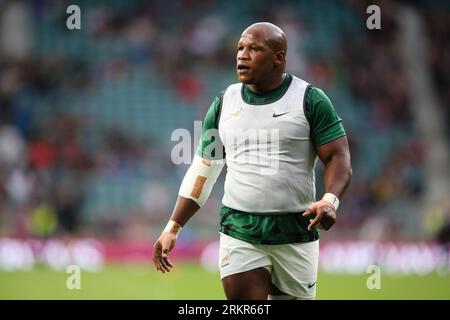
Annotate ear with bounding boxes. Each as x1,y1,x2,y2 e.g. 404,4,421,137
274,50,286,66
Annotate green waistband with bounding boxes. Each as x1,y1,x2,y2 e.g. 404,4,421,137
219,205,319,245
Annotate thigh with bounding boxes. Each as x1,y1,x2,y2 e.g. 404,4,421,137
218,233,271,279
218,233,272,300
268,240,319,299
222,267,271,300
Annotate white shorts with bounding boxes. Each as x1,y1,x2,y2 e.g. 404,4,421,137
218,232,319,300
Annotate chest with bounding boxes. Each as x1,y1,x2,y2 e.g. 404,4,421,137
218,99,310,149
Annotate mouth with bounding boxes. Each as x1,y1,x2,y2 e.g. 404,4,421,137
237,64,251,74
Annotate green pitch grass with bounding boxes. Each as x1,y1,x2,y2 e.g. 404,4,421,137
1,262,449,299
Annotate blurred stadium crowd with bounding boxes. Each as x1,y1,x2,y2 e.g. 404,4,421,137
0,0,449,243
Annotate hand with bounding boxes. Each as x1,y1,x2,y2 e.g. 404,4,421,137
152,231,177,273
303,200,337,231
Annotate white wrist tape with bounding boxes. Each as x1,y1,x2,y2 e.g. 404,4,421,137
178,155,225,207
163,220,182,237
322,193,340,211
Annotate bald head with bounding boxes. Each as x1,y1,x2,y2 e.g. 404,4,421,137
242,22,287,53
236,22,287,92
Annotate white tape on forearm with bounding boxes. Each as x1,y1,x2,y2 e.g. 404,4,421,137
178,155,225,207
322,193,340,211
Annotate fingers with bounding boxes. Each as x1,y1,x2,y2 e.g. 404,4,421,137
153,252,174,273
152,242,162,270
159,248,173,272
159,257,172,273
307,215,320,231
303,204,316,217
164,256,174,268
154,258,163,273
153,256,166,273
152,239,175,273
153,257,164,273
304,203,318,231
304,200,338,231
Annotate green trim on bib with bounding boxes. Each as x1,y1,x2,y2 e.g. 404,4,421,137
241,73,293,105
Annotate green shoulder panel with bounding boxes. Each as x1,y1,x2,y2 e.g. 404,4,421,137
195,95,225,160
305,87,346,147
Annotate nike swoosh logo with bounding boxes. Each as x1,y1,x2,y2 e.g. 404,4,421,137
308,281,316,288
272,112,289,118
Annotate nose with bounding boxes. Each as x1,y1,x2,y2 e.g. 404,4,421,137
237,47,250,61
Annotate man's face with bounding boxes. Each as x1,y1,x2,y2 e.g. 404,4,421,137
236,30,277,85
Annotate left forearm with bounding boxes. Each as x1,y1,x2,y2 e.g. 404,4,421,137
323,152,352,198
307,137,352,230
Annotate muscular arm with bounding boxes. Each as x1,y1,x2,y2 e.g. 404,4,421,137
316,136,352,198
304,136,352,231
152,156,224,273
153,95,225,273
302,86,352,231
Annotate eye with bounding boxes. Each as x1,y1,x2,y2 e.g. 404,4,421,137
238,46,243,51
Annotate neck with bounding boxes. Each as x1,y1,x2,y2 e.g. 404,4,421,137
246,73,286,94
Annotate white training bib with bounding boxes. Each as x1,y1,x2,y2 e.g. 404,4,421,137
219,76,317,213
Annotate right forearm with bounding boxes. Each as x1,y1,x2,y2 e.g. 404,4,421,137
169,196,200,227
154,196,200,273
169,155,224,228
